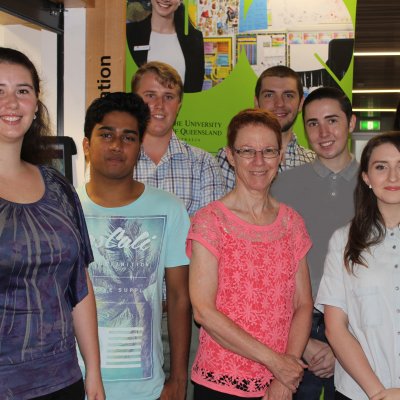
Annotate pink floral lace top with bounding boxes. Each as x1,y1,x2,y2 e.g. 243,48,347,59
187,201,311,397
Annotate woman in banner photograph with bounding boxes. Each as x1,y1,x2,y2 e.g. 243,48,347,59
126,0,205,93
187,109,313,400
316,131,400,400
0,47,104,400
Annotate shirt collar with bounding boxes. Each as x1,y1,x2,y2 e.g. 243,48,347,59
312,155,358,181
167,132,188,158
140,131,188,160
285,133,299,153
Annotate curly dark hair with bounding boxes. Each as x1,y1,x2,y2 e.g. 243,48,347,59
84,92,150,141
344,131,400,272
0,47,52,165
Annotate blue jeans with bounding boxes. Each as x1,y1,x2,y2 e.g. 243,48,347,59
294,312,335,400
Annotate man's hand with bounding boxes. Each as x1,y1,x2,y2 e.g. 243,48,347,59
262,379,293,400
160,377,187,400
303,338,335,378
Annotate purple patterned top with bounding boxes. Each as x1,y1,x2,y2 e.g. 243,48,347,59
0,165,93,399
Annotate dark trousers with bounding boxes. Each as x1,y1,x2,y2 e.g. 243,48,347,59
30,378,85,400
293,312,335,400
194,383,262,400
335,391,352,400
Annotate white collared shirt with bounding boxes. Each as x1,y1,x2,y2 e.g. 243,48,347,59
316,224,400,399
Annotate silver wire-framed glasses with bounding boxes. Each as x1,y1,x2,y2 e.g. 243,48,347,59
233,147,280,159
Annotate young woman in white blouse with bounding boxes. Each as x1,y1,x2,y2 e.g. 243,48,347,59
316,131,400,400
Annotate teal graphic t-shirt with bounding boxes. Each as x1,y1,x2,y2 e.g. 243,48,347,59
77,185,190,400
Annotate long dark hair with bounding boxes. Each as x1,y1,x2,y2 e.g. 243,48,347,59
344,131,400,272
0,47,52,165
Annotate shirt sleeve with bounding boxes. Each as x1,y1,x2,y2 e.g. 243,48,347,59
64,181,93,308
186,204,222,260
315,226,348,314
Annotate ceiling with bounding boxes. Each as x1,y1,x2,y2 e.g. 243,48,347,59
353,0,400,119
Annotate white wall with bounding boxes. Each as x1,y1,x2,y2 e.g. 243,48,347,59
64,8,87,187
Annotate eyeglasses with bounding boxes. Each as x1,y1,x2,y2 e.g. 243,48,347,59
233,147,280,159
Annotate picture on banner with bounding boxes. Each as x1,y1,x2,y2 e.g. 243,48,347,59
126,0,357,153
126,0,205,93
203,37,232,90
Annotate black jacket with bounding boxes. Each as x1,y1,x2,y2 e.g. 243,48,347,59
126,7,205,93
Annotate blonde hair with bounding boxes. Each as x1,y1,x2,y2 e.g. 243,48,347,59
131,61,183,101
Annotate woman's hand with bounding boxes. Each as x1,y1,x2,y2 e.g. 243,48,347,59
73,271,105,400
269,353,306,392
370,388,400,400
85,370,106,400
262,379,293,400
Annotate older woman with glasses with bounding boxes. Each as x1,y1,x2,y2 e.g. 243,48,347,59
187,109,313,400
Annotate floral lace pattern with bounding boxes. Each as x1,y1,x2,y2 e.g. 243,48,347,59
187,201,311,396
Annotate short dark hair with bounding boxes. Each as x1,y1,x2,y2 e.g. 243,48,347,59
0,47,52,165
302,86,353,124
84,92,150,140
227,108,282,150
131,61,183,101
255,65,303,100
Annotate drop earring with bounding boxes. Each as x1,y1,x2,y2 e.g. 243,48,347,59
369,185,372,189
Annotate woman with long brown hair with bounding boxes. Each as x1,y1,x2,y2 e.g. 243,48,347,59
0,47,104,400
317,131,400,400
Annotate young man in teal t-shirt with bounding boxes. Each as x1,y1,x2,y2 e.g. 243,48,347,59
78,92,191,400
